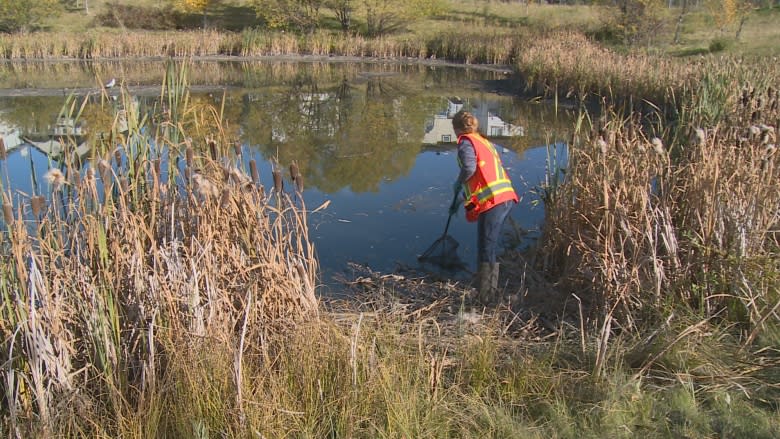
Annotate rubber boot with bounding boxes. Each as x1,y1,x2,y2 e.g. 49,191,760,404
489,262,500,304
477,262,494,305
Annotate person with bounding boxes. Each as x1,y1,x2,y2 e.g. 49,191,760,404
449,110,519,305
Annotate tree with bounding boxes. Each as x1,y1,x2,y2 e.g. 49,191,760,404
361,0,444,37
706,0,755,40
176,0,220,28
253,0,324,32
604,0,666,46
325,0,356,32
0,0,61,33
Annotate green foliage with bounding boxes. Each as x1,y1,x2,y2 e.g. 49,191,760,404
253,0,324,32
0,0,62,33
708,36,733,52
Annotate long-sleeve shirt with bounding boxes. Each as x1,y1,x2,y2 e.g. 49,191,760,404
454,137,477,188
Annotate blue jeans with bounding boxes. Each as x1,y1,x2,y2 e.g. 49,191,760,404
477,200,514,264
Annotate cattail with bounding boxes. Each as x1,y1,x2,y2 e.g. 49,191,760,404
2,193,13,225
192,174,218,199
184,167,191,182
295,174,305,193
233,142,242,156
31,195,45,218
114,148,122,168
71,169,81,188
208,138,217,161
272,168,283,192
693,128,706,146
97,159,111,182
650,137,665,156
45,168,66,189
596,137,608,155
249,159,259,184
153,158,161,177
120,177,129,194
0,136,6,160
290,161,300,181
186,146,194,169
220,188,231,208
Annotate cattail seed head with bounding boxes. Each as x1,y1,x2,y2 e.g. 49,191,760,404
208,138,217,161
233,142,242,156
2,193,13,225
45,168,66,189
272,168,283,192
596,137,608,155
186,146,194,168
694,128,706,146
290,161,300,180
295,174,304,193
192,174,218,199
114,148,122,168
220,188,231,208
651,137,665,156
31,195,45,217
0,136,6,160
71,170,81,188
249,160,259,184
97,159,111,181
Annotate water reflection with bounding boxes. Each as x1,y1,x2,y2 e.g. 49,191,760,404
0,61,574,292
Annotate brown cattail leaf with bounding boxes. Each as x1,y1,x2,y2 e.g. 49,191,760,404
2,193,13,225
186,146,194,168
0,136,6,160
272,169,283,192
249,159,259,184
31,195,45,217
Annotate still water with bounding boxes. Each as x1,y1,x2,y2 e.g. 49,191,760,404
0,60,574,293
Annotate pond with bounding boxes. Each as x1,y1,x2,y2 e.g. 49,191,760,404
0,60,574,295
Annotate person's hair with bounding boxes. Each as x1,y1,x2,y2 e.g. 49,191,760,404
452,110,478,134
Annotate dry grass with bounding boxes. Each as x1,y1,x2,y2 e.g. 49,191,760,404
0,61,318,435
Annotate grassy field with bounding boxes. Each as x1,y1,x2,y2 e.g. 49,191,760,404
35,0,778,57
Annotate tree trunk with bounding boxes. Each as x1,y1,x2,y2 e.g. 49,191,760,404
736,15,747,41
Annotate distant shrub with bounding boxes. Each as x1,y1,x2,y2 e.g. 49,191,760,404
95,3,182,30
708,37,733,53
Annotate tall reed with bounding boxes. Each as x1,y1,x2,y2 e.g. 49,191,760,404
0,59,318,436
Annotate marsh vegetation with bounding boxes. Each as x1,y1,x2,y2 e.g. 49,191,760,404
0,0,778,437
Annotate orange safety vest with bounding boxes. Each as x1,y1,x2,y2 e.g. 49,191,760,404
457,133,519,223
